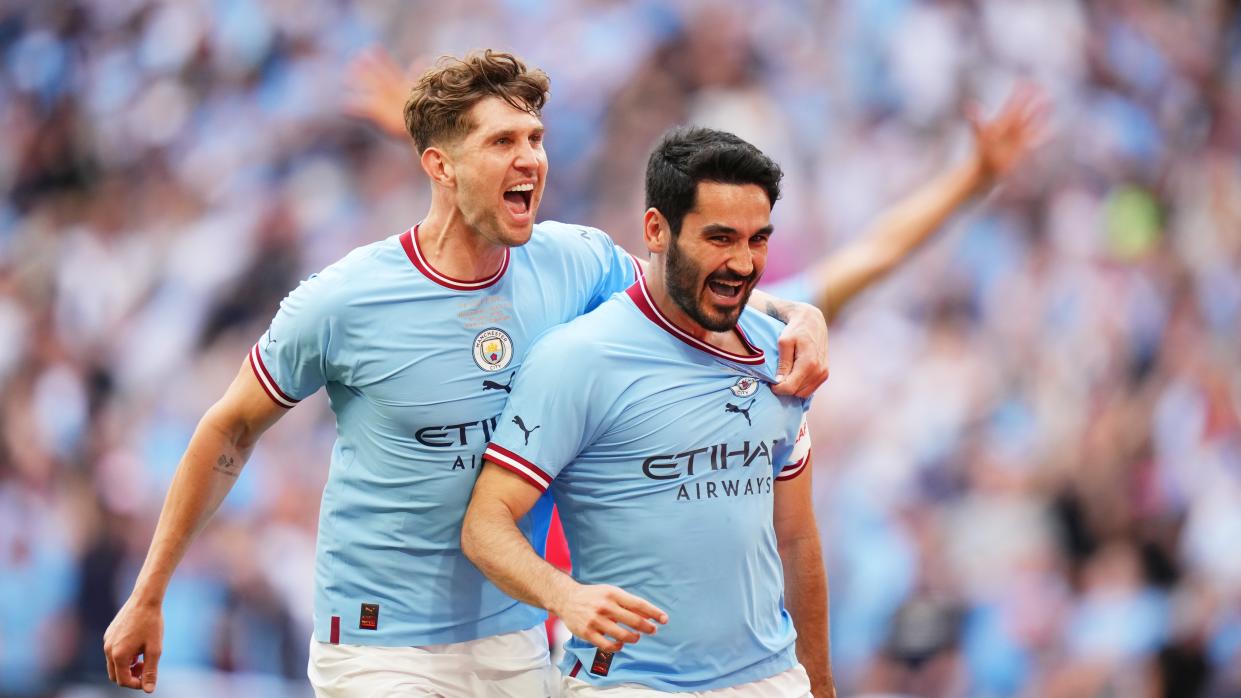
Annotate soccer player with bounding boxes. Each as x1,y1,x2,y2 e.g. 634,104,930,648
102,51,828,696
463,127,834,696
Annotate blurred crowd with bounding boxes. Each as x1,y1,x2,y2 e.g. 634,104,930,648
1,0,1239,696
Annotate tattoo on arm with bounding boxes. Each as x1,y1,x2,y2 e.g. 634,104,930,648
213,454,240,478
764,300,791,323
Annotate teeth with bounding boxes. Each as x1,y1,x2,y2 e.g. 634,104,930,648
506,183,534,192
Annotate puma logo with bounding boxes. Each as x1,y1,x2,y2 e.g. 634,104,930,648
513,415,540,445
482,372,515,393
725,398,756,426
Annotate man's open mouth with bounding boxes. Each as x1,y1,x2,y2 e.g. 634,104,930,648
503,183,534,216
707,278,745,300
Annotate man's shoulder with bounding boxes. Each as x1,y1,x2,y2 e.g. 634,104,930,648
532,219,612,240
280,234,404,312
522,220,617,258
326,233,405,276
525,294,633,359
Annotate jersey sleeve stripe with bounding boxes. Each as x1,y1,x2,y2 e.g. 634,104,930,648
484,444,552,492
775,448,811,481
248,344,299,408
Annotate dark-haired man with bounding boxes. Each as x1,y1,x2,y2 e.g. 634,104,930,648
103,51,828,696
464,127,834,696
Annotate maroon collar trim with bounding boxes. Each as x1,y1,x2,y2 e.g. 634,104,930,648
400,225,509,291
625,278,765,365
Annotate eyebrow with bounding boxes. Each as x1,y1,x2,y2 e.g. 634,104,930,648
479,125,544,141
701,223,775,236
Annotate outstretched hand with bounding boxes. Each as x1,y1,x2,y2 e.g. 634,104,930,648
344,47,424,140
966,84,1052,184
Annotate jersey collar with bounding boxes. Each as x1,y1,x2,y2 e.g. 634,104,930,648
400,225,510,291
626,277,765,365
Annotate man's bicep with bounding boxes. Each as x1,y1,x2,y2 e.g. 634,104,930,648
773,453,817,543
206,357,292,442
473,460,549,521
254,273,342,404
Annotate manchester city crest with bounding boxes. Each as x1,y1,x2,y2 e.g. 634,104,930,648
472,328,513,372
730,376,759,397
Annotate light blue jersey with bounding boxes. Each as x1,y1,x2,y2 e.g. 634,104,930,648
250,221,638,647
759,271,813,306
484,278,812,691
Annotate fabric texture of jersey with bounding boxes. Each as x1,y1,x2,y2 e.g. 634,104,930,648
251,221,638,647
484,278,812,691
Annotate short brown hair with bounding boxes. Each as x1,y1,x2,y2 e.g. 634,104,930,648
403,50,550,153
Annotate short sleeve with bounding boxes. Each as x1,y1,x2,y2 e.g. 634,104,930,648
758,271,813,306
775,411,812,481
577,226,641,312
483,331,601,492
249,273,339,408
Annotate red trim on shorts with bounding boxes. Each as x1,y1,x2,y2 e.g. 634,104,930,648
330,616,340,644
569,659,582,678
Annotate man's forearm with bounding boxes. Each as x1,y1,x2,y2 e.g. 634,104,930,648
780,532,832,695
815,155,989,320
462,496,576,614
748,287,795,324
131,408,258,603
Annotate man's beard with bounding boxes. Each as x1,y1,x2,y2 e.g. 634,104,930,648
665,236,757,332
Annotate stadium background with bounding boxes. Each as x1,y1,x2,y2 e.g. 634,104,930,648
1,0,1239,696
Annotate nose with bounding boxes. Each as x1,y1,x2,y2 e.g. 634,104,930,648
726,243,755,278
513,140,540,172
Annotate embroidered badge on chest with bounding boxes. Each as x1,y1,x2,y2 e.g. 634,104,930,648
730,376,760,397
473,328,514,372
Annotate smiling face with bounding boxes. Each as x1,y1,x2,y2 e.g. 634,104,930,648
447,96,548,247
663,181,773,332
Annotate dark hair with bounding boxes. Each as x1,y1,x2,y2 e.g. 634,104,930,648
644,126,783,236
403,50,550,153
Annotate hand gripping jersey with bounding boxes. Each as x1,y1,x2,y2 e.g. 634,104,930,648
250,221,638,646
484,278,812,691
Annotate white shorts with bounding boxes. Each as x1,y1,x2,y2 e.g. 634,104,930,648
560,664,811,697
308,625,557,697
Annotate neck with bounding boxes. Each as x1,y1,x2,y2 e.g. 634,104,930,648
417,191,508,280
644,271,747,352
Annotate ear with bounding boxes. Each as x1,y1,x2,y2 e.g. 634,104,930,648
420,146,455,187
643,208,670,254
